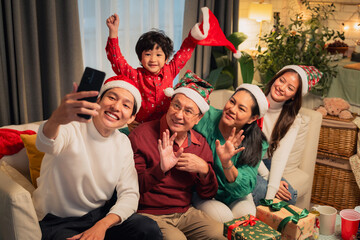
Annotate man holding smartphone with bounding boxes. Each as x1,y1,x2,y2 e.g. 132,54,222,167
32,75,162,240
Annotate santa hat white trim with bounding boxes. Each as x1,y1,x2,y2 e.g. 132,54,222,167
165,87,209,114
279,65,308,96
190,7,210,41
233,50,242,59
99,81,142,113
236,83,268,118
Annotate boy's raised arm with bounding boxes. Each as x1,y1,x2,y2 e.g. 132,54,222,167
106,13,119,39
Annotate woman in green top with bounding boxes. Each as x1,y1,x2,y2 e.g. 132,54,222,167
193,84,269,222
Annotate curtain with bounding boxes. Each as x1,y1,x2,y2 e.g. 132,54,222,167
78,0,185,79
180,0,239,87
0,0,83,126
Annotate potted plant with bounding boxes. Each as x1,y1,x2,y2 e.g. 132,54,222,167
256,0,345,96
206,32,255,90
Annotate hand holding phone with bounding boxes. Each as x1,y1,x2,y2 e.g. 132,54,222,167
77,67,106,119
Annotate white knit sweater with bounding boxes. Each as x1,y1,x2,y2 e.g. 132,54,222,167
33,121,139,222
258,95,301,199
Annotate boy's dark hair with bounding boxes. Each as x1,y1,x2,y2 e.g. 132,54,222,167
99,89,137,116
135,29,174,61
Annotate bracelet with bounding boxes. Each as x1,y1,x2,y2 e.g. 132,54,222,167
223,161,234,170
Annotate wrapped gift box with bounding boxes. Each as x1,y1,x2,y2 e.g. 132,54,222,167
224,214,281,240
256,199,315,240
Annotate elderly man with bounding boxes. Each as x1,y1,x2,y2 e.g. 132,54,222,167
128,70,226,240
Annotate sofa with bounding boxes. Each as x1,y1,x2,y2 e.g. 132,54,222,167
0,90,322,239
209,89,323,210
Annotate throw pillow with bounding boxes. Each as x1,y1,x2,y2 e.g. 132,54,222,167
20,134,44,188
0,161,35,195
0,129,36,158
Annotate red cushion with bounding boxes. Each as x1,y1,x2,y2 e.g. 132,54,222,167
0,129,36,158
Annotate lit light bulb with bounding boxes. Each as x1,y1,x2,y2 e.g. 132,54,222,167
354,23,360,31
344,25,350,31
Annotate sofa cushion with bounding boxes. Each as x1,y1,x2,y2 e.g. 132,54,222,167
284,113,310,174
0,169,42,240
20,134,44,188
283,168,309,198
0,161,35,195
0,121,43,180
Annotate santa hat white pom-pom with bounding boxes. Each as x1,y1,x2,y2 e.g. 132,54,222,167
233,50,242,59
164,88,175,97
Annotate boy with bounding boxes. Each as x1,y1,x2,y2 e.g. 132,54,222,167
105,8,238,131
106,14,197,129
33,76,162,240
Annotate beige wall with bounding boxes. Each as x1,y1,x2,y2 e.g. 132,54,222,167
238,0,360,55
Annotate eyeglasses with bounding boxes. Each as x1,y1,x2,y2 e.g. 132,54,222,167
170,101,200,117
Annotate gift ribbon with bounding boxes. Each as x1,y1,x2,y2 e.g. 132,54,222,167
227,215,259,239
259,199,309,232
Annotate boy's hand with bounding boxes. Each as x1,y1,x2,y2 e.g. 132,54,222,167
106,14,119,38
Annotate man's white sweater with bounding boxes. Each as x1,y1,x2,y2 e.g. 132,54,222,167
258,95,301,199
33,121,139,222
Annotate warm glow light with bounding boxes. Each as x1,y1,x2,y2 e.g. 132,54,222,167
354,23,360,31
344,25,350,31
248,3,273,22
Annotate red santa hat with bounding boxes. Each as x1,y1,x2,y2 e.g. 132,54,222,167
190,7,241,58
278,65,323,96
99,75,142,113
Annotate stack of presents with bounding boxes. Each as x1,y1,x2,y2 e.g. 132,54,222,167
224,199,316,240
312,98,360,210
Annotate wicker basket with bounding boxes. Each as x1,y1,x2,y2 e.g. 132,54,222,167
317,114,358,160
311,161,360,210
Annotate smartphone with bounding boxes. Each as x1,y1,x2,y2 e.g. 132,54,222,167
77,67,106,119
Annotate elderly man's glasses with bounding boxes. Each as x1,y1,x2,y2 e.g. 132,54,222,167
170,101,200,117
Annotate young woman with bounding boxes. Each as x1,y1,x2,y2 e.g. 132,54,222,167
252,65,322,206
193,84,269,222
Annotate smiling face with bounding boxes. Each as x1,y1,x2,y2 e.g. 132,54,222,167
221,90,258,130
93,87,136,137
166,94,202,134
141,44,167,75
270,71,300,102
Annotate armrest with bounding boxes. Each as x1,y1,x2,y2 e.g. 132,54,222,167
0,171,41,240
298,107,322,176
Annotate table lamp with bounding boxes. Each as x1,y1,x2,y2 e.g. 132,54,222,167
248,0,273,47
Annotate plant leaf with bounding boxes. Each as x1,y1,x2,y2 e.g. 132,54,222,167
205,67,225,87
238,52,254,84
227,32,248,50
214,73,234,90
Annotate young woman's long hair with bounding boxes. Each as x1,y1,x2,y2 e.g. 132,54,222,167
234,89,267,167
264,69,303,157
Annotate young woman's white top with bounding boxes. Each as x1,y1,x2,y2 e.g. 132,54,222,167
258,94,301,199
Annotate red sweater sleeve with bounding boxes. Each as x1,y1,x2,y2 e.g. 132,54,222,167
105,37,138,79
193,136,218,199
128,129,166,194
167,35,197,77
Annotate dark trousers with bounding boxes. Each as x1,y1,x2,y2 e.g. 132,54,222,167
39,197,162,240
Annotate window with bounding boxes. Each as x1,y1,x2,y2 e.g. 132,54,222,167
78,0,185,79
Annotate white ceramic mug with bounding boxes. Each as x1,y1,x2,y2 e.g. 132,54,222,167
312,205,337,235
